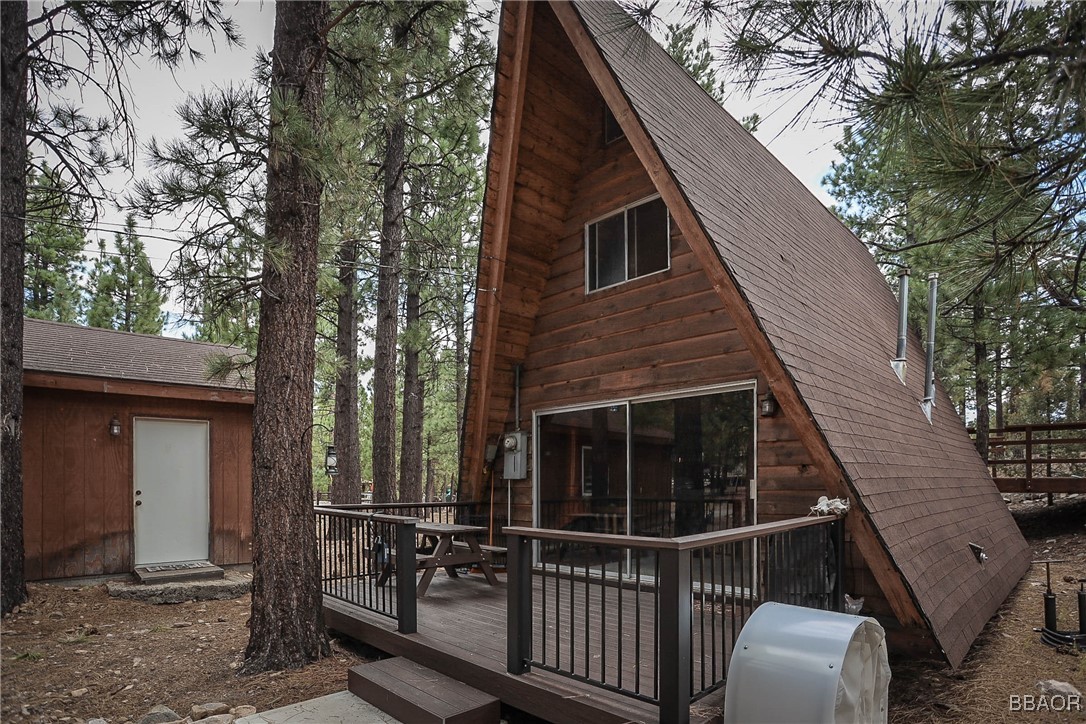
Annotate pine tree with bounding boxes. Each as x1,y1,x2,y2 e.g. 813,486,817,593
84,215,165,334
130,79,269,351
24,168,85,323
244,0,331,673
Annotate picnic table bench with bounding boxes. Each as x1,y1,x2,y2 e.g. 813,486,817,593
377,522,503,596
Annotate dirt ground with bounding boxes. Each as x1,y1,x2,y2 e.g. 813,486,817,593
0,587,370,723
1,497,1083,724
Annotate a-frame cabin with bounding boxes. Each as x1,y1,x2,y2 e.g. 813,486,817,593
460,0,1030,667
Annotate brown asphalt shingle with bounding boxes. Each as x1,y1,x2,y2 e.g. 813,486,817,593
570,0,1030,667
23,318,251,391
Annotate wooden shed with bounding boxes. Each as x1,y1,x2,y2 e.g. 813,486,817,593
21,318,254,580
460,0,1031,667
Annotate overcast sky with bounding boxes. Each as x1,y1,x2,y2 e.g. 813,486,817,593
52,0,842,330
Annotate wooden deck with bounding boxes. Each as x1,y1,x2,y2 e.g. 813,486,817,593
323,571,726,724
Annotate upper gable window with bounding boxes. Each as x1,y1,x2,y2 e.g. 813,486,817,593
585,195,670,293
603,106,624,144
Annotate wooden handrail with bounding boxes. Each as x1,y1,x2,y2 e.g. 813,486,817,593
311,507,419,525
503,513,842,552
327,501,476,510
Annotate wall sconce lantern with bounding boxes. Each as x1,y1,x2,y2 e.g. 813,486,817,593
759,391,778,418
324,445,339,477
109,416,122,437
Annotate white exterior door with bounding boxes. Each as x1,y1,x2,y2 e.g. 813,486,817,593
133,418,210,566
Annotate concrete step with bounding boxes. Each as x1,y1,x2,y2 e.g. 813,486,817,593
235,691,400,723
134,560,224,585
349,657,500,724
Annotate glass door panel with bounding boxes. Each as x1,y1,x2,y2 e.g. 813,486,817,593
629,388,755,583
537,405,627,572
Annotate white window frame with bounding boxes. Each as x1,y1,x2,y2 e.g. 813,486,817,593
584,193,671,294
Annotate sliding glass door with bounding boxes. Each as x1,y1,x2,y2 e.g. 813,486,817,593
535,383,756,556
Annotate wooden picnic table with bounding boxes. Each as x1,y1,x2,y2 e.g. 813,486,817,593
378,522,500,597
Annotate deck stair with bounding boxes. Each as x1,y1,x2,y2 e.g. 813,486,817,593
348,657,500,724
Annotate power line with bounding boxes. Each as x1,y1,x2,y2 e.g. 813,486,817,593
16,213,480,278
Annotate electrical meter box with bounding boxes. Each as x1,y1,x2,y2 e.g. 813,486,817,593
502,431,528,480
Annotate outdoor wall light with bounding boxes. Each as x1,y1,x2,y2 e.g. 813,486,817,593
324,445,339,477
760,391,778,417
109,416,122,437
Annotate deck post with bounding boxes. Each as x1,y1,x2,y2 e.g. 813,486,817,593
396,520,417,634
658,547,691,724
833,517,845,611
1024,425,1033,492
507,533,532,674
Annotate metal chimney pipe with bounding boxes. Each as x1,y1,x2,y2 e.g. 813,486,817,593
895,268,910,361
923,272,939,408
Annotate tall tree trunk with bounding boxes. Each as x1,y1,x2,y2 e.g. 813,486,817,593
399,249,423,502
244,0,330,673
1079,332,1085,415
453,241,469,501
1,0,29,616
994,343,1004,430
371,21,409,505
973,298,990,460
425,432,436,502
454,241,467,454
330,238,361,505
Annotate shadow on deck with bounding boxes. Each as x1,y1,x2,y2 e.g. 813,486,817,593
323,571,725,724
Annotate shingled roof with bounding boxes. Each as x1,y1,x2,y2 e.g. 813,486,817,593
558,0,1031,666
23,318,251,392
463,0,1030,668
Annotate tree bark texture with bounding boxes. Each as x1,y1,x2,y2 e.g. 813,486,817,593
1,0,29,615
454,241,467,457
244,0,330,673
1080,332,1085,415
371,21,409,505
425,433,436,502
399,253,423,503
330,238,361,505
994,344,1003,430
973,299,989,460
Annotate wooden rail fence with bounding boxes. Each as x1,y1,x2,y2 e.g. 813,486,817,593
974,422,1086,494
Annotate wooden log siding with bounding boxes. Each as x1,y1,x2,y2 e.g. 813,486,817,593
22,386,253,580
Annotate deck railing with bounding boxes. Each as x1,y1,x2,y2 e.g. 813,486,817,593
323,500,509,565
313,507,418,633
505,515,844,724
539,495,753,538
974,422,1086,493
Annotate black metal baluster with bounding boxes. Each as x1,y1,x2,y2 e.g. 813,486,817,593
584,558,590,680
571,552,577,674
555,550,562,670
617,544,624,691
634,550,642,697
698,546,705,693
710,544,718,688
653,553,660,702
541,554,548,668
601,549,607,685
